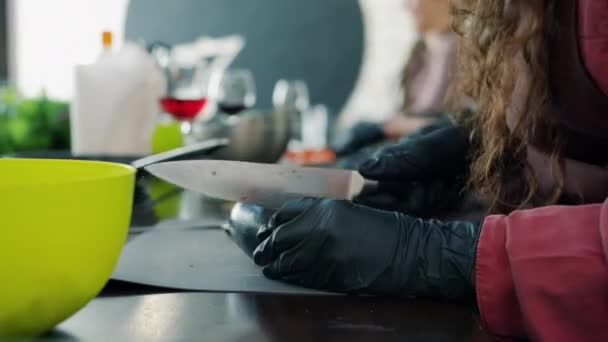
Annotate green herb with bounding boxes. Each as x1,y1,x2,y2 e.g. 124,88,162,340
0,87,70,154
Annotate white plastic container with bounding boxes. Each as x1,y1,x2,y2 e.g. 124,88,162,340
71,35,163,156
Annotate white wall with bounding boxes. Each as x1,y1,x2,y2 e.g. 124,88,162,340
10,0,129,99
10,0,416,124
339,0,418,128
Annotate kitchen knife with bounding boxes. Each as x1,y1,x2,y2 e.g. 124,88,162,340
131,138,230,170
145,160,377,208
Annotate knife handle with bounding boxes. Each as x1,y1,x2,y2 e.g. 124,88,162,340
359,179,379,196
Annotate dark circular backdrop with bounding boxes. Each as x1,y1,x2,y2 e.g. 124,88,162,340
125,0,365,114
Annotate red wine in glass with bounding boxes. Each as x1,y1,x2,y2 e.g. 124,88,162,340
160,97,207,121
218,102,248,115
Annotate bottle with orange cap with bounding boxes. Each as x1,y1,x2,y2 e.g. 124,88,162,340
99,30,114,60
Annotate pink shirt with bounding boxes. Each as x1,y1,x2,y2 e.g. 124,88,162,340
476,199,608,341
405,33,457,116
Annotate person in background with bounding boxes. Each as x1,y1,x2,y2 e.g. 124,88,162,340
249,0,608,340
332,0,456,157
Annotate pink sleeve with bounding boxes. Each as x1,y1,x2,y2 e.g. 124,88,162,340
476,200,608,341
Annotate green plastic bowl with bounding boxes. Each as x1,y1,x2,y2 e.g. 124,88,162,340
0,159,135,339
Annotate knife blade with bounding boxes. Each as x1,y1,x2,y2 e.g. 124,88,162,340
145,160,376,208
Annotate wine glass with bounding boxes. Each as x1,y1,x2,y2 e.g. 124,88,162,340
209,69,256,116
272,80,310,142
272,80,310,112
152,44,209,136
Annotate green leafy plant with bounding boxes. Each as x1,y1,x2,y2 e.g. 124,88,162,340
0,87,70,154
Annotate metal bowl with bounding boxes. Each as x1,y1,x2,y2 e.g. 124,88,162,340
191,109,292,163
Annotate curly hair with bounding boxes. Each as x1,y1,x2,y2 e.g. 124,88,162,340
447,0,567,213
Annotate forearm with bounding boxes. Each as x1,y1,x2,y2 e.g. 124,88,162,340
383,116,434,139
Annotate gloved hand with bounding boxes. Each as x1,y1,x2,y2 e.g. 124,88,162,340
253,198,480,301
360,121,470,182
330,122,386,157
332,117,455,174
355,120,473,216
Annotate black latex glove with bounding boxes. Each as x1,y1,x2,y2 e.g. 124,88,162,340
333,116,451,172
331,122,385,157
355,121,473,217
253,198,480,302
360,121,469,182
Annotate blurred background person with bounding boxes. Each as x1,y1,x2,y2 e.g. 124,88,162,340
332,0,456,157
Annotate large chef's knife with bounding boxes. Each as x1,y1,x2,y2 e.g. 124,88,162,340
145,160,377,208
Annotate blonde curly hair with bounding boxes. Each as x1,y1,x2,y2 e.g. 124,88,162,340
448,0,566,213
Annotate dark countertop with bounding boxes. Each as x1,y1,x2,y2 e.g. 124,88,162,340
19,151,486,341
36,220,483,341
36,191,483,341
42,291,479,342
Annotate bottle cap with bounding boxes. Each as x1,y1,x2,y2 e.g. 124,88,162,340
102,31,113,48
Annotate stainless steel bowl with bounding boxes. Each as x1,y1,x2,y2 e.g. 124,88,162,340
191,109,292,163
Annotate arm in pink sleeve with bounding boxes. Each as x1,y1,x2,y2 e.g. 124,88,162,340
476,200,608,341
